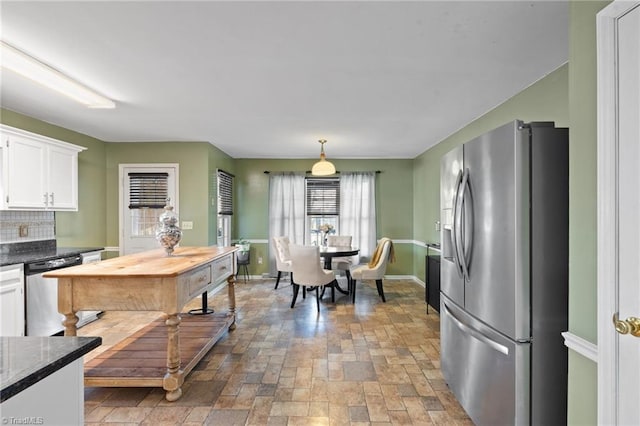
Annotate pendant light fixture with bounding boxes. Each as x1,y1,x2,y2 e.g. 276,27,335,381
311,139,336,176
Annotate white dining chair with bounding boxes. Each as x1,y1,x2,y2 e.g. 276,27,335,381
350,237,394,303
326,235,353,282
289,244,338,311
272,236,293,289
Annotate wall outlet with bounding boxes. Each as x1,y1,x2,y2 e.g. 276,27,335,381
435,221,441,231
258,257,263,264
19,224,28,237
181,221,193,230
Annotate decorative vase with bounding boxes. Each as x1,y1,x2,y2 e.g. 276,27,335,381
156,202,182,256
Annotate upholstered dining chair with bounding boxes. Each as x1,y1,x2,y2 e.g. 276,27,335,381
289,244,338,311
350,237,395,303
326,235,354,282
272,236,293,289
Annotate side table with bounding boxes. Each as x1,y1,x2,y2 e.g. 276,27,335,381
237,250,250,283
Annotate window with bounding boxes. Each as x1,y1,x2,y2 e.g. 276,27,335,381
305,177,339,245
217,169,234,246
128,172,168,237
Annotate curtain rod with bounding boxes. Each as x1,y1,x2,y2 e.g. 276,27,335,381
263,170,381,174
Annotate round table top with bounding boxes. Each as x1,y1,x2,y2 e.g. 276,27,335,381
318,246,359,257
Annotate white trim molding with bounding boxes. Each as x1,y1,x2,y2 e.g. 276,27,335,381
596,2,640,424
562,331,598,363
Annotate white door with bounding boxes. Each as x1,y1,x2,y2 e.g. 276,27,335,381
119,164,178,255
597,2,640,424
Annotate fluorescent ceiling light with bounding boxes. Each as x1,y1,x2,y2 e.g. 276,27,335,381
1,40,115,109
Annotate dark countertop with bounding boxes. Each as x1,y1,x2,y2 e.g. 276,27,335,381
0,240,104,267
426,242,441,252
0,336,101,402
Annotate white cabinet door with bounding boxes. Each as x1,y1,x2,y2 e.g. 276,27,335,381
5,134,47,209
48,143,79,210
0,125,85,211
0,357,84,424
0,264,25,336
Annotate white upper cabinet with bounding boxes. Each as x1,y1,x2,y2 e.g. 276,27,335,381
0,124,86,211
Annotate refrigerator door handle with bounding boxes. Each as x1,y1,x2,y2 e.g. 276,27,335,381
455,168,473,282
443,302,509,355
451,170,464,278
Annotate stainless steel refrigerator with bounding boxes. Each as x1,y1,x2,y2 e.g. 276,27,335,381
439,120,568,425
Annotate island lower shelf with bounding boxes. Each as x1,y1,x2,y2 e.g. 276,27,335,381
84,313,233,388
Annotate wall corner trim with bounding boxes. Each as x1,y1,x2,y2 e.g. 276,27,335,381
562,331,598,363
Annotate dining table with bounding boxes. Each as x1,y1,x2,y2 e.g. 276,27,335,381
318,245,359,295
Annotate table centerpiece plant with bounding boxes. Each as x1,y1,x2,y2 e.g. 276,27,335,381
235,238,250,253
318,224,335,246
235,238,250,263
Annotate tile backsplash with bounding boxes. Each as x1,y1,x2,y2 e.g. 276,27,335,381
0,211,55,243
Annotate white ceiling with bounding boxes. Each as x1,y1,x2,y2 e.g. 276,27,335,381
0,1,568,159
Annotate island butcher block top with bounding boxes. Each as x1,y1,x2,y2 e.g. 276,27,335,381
44,245,236,278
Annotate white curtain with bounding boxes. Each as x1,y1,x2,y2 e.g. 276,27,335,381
340,172,377,263
268,173,305,275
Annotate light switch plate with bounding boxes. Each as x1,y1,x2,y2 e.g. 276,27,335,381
181,221,193,230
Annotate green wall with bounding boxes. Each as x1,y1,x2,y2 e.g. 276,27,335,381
566,2,610,425
412,64,569,284
0,109,234,250
0,108,107,247
408,3,609,424
233,158,414,277
104,142,233,248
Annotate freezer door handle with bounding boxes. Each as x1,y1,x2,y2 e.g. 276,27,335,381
455,168,473,282
443,302,509,355
451,170,464,278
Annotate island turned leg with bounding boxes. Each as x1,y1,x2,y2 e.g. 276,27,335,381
163,313,184,401
58,277,79,336
62,313,79,336
227,274,237,330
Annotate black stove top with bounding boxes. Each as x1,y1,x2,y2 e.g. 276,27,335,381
0,240,104,267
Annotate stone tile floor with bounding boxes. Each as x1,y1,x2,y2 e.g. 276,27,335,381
80,277,472,425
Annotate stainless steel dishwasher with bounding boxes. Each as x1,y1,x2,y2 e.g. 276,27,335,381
25,254,82,336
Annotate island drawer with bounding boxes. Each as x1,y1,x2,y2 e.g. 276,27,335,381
184,264,212,295
212,255,233,283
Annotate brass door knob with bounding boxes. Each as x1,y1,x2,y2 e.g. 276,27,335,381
613,313,640,337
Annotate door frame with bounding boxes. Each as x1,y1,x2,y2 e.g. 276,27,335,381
596,1,640,424
118,163,179,255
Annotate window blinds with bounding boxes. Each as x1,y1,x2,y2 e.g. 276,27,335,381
217,170,234,215
128,172,169,209
306,178,340,215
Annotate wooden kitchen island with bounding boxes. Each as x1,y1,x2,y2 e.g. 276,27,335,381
44,246,237,401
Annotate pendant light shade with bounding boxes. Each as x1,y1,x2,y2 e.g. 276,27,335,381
311,139,336,176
